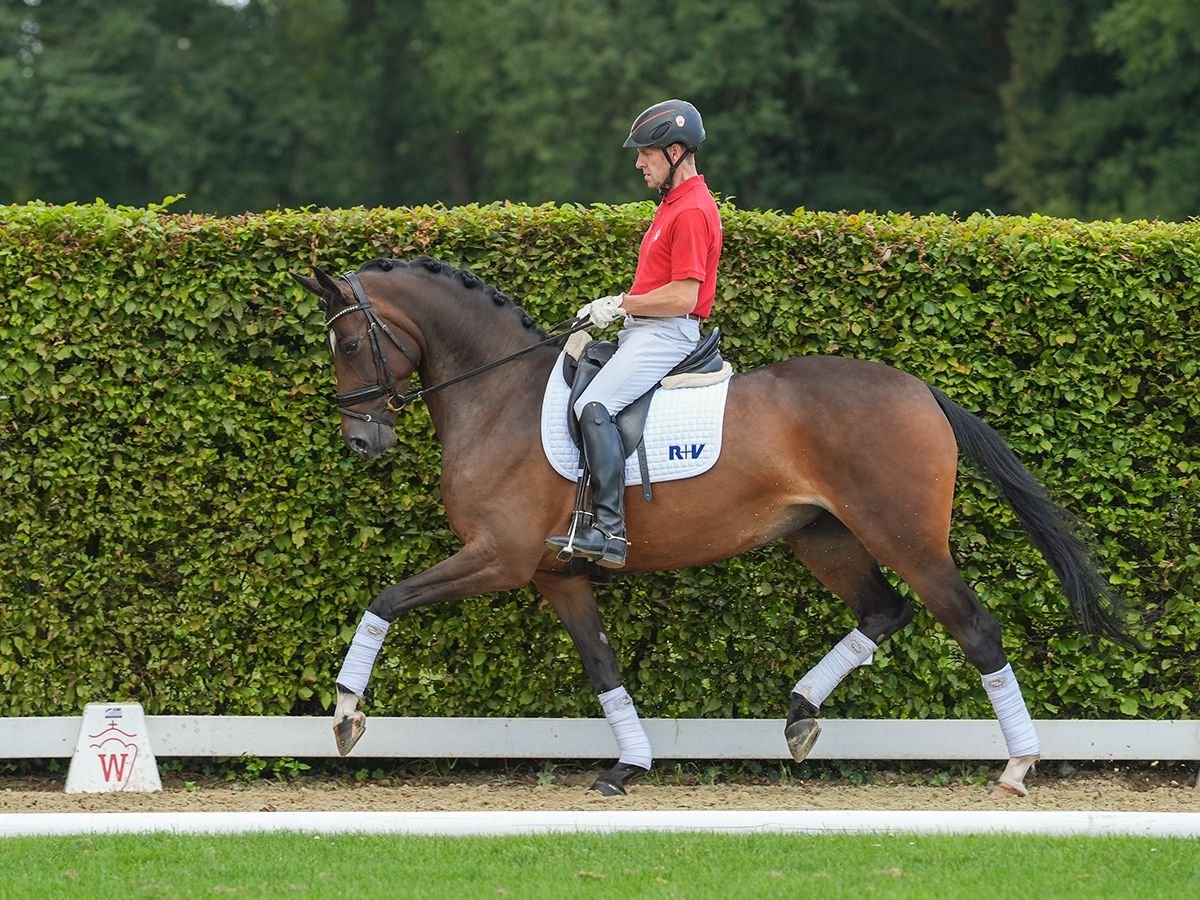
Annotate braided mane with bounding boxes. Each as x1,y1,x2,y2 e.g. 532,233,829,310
357,256,547,338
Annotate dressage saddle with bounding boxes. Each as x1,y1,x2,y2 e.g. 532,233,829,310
560,328,724,496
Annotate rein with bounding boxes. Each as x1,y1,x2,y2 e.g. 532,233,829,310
327,271,590,421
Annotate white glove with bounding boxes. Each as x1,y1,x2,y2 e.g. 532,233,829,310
576,294,625,329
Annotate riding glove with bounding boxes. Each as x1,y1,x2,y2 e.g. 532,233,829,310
576,294,626,329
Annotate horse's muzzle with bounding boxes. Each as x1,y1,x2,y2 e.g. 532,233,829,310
344,420,396,458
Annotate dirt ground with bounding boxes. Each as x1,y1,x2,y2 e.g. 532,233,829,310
3,765,1198,814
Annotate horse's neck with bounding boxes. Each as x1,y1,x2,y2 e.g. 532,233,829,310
414,298,538,388
424,345,557,456
421,316,527,385
410,296,555,448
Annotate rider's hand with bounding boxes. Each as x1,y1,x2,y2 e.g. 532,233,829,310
577,294,625,329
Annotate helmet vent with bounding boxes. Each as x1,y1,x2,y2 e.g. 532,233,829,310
650,123,671,140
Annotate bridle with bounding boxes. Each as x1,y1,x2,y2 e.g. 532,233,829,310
324,272,423,422
324,271,590,422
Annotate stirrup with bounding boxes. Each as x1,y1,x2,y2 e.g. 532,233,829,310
552,526,626,567
545,532,576,562
546,507,593,562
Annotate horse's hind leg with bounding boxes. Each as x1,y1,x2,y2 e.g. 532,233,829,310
533,571,651,796
783,515,917,761
897,557,1041,796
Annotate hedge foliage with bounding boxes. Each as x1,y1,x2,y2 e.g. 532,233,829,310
1,200,1196,727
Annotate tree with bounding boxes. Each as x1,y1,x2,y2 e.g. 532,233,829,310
413,0,1008,213
1090,0,1200,219
7,0,1193,218
0,0,373,212
991,0,1200,221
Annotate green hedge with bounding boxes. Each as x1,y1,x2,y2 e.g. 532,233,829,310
1,200,1196,725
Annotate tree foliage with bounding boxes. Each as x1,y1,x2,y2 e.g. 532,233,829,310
1,0,1194,218
991,0,1200,220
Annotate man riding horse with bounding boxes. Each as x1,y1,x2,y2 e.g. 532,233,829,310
546,99,724,569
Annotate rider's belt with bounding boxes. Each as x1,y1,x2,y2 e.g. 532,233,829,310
684,313,703,321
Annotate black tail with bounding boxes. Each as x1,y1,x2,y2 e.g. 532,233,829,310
929,387,1137,649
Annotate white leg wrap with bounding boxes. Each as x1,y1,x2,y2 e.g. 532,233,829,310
982,663,1041,758
599,685,653,770
335,611,390,697
792,628,878,708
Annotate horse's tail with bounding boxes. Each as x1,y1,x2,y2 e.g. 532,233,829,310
929,386,1137,649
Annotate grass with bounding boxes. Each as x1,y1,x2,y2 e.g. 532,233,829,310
0,832,1197,899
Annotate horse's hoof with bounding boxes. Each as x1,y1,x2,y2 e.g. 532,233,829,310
991,754,1038,798
590,777,627,796
332,712,366,757
991,778,1030,799
784,718,821,762
589,762,648,796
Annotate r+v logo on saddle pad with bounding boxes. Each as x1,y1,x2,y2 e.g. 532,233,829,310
668,443,706,460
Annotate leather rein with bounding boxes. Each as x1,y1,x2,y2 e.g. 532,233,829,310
326,271,589,422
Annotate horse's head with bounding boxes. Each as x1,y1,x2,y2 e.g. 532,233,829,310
293,266,422,458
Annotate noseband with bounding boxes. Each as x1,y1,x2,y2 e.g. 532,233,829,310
325,272,422,422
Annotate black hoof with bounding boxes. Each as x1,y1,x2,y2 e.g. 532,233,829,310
784,718,821,762
589,761,648,796
785,692,821,762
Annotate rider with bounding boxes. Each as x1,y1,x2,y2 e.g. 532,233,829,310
546,99,723,569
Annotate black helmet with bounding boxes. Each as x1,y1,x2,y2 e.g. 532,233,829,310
623,99,705,152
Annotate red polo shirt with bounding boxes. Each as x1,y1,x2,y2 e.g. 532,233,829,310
628,175,723,318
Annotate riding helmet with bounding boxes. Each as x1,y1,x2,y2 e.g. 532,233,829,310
623,99,705,152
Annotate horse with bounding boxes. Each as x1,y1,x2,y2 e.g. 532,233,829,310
292,255,1133,797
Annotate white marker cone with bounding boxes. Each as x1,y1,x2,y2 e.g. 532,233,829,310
65,703,162,793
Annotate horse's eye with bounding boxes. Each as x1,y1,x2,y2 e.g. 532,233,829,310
343,339,361,355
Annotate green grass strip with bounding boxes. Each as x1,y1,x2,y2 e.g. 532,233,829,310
1,832,1197,899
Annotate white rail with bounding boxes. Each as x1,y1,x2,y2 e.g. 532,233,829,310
7,810,1200,839
2,717,1197,761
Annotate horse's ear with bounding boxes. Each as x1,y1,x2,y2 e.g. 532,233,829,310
312,266,343,297
292,267,346,312
291,272,322,297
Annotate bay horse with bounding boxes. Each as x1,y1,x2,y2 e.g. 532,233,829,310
293,256,1132,797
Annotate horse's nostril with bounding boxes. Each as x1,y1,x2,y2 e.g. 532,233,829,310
349,437,370,456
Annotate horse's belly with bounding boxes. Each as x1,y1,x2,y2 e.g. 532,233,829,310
624,492,824,571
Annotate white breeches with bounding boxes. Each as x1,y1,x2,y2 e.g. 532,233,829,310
574,315,700,418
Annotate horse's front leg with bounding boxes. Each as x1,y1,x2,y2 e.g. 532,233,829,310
332,541,531,755
533,571,651,796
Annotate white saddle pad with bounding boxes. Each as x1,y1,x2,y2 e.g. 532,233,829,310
540,351,731,485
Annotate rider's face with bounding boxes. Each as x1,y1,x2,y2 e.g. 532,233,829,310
635,145,681,192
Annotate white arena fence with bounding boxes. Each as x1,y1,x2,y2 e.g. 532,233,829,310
3,716,1198,762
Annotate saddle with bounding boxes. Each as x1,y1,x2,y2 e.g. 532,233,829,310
560,328,726,499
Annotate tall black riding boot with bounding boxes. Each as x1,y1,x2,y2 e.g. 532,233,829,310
547,401,628,569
